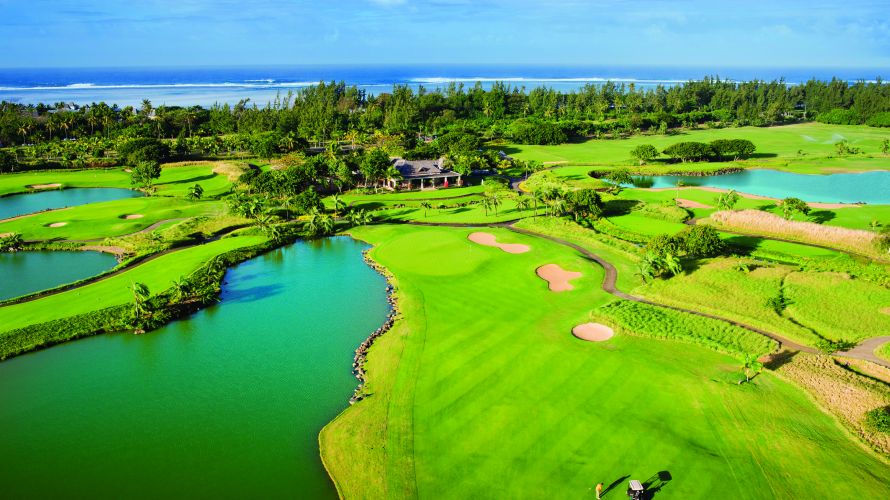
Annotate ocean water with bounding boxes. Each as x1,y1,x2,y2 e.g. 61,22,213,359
0,64,885,107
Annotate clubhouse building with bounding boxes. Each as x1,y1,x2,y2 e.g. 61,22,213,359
389,157,462,190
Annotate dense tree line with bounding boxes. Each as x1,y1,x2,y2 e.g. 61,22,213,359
2,77,889,151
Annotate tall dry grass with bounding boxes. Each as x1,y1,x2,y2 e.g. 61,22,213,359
707,209,884,258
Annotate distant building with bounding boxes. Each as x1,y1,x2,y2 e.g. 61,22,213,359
389,157,461,190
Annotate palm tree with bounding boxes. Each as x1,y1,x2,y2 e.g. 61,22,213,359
550,197,567,217
306,208,321,235
186,183,204,201
331,194,347,216
635,254,660,283
662,253,683,276
170,277,192,303
489,193,502,216
420,201,432,218
741,354,762,383
515,197,531,212
480,197,492,216
131,282,152,322
319,213,335,235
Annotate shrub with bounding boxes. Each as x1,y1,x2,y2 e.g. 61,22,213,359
865,112,890,128
509,119,568,145
682,225,726,258
117,137,169,165
0,149,17,173
662,141,713,162
817,108,860,125
630,144,660,165
865,406,890,433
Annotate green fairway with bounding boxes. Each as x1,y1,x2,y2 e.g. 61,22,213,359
505,123,890,173
0,234,266,334
0,164,234,198
0,197,224,240
321,224,890,498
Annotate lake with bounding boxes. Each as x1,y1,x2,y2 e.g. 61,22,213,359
0,188,141,220
0,237,390,498
0,250,118,301
634,169,890,204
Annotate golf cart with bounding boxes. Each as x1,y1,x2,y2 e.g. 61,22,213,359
626,479,645,500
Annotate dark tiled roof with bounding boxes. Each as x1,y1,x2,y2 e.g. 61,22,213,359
392,157,459,179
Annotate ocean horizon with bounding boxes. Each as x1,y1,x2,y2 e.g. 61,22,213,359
0,64,886,107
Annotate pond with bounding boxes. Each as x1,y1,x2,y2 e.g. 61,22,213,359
0,250,118,301
0,188,142,220
632,169,890,204
0,236,390,498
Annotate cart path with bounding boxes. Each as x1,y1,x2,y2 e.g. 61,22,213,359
837,336,890,366
402,219,890,368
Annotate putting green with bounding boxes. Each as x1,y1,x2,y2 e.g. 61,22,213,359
321,224,890,498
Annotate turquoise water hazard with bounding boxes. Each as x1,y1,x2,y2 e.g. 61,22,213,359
0,237,390,498
0,250,118,301
0,187,141,220
634,169,890,204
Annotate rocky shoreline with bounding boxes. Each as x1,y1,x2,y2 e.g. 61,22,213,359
589,166,745,178
350,248,398,404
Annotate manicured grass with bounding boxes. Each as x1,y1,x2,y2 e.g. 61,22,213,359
0,197,224,240
371,198,531,223
606,213,688,236
0,164,234,198
338,185,486,205
0,169,131,196
321,224,890,498
0,234,266,334
506,123,890,173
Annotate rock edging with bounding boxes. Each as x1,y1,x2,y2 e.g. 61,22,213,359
350,248,398,404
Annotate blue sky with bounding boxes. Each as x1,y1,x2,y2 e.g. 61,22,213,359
0,0,888,68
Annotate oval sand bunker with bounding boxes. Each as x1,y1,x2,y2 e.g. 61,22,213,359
28,183,62,189
468,232,530,254
122,214,144,219
48,222,68,228
536,264,582,292
572,323,614,342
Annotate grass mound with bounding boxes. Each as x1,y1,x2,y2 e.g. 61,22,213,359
593,300,777,358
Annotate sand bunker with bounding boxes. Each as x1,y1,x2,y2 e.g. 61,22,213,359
881,307,890,316
468,232,530,254
676,198,712,209
48,222,67,227
122,214,144,219
572,323,615,342
0,232,12,238
28,183,61,189
536,264,582,292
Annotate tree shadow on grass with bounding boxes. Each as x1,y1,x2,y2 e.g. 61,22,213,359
156,173,217,186
603,199,641,216
808,210,836,224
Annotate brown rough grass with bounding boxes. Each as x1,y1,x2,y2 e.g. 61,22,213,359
774,353,890,455
706,209,882,258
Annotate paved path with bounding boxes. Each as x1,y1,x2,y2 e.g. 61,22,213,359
403,219,890,368
837,336,890,367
